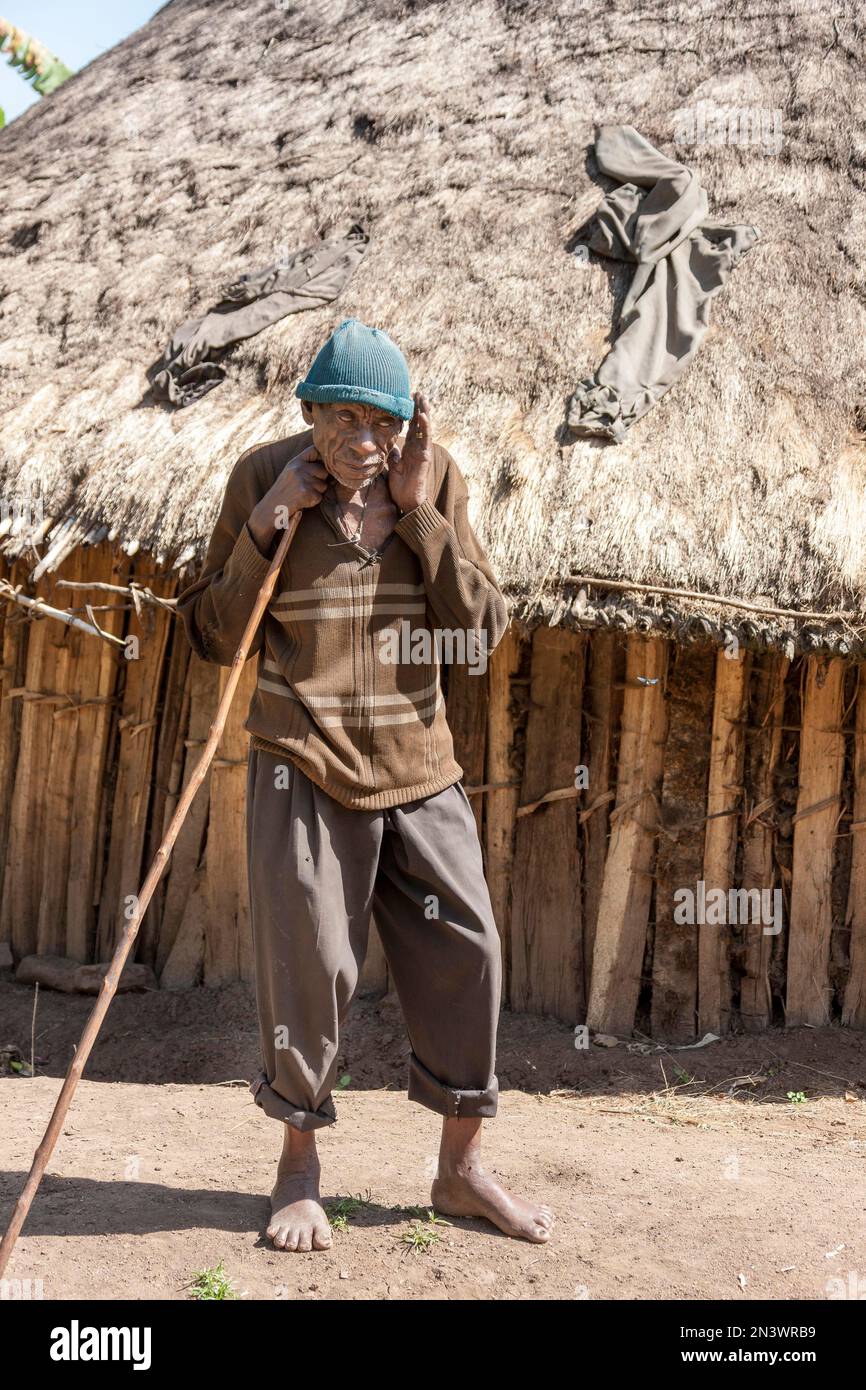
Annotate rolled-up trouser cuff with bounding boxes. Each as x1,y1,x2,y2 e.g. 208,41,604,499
407,1052,499,1119
250,1072,337,1132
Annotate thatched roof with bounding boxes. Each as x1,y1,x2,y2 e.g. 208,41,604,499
1,0,864,651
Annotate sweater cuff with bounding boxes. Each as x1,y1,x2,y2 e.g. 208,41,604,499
230,522,276,580
394,498,450,546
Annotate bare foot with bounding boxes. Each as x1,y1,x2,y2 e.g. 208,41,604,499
431,1163,554,1243
431,1115,554,1243
267,1127,332,1252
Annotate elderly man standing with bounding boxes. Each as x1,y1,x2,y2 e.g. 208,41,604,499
177,318,554,1252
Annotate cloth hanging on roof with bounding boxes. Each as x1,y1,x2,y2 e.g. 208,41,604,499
566,126,760,444
147,223,369,407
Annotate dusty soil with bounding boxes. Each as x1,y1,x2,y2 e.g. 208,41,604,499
2,974,866,1300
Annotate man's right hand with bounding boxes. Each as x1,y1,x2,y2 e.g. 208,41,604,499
248,445,329,553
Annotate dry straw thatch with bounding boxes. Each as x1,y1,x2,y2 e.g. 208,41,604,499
0,0,864,650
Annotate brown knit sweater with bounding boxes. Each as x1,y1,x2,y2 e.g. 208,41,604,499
176,428,509,809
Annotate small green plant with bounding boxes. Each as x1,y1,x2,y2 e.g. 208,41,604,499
187,1261,238,1300
1,1045,29,1076
398,1210,451,1256
334,1074,352,1091
0,17,74,126
672,1066,693,1085
787,1090,807,1105
324,1191,372,1231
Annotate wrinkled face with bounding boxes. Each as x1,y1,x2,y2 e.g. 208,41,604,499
301,400,405,490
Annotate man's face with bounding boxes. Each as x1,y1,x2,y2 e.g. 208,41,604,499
301,400,404,490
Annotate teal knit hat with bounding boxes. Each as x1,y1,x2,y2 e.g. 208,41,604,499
295,318,414,421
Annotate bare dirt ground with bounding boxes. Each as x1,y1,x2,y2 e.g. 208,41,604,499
1,976,865,1300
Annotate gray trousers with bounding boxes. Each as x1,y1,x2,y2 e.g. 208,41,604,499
246,747,502,1131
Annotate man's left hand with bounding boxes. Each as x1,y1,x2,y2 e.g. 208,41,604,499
387,391,432,514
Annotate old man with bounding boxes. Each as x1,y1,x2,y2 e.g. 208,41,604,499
178,318,554,1251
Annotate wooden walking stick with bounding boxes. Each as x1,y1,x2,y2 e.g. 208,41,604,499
0,511,302,1277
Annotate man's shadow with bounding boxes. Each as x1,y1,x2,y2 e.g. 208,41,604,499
0,1170,508,1244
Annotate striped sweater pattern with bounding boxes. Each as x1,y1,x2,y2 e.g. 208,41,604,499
177,429,509,809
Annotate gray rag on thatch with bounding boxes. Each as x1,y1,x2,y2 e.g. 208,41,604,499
147,223,369,407
567,126,760,443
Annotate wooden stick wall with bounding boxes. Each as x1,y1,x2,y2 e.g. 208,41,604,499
0,546,864,1036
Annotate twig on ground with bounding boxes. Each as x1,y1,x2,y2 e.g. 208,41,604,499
30,983,38,1080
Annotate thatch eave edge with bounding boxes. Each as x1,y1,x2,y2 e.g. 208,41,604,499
3,530,865,659
511,590,866,659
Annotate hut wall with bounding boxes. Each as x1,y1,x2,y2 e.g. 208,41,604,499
1,547,865,1037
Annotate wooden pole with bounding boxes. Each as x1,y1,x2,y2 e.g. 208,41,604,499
699,648,750,1035
582,632,618,1002
446,661,488,837
0,515,300,1278
510,627,585,1022
485,625,521,1003
843,668,866,1027
651,643,715,1042
206,661,259,985
786,655,845,1027
156,657,218,977
66,548,130,962
587,636,669,1036
96,563,174,959
740,652,788,1031
567,574,863,625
